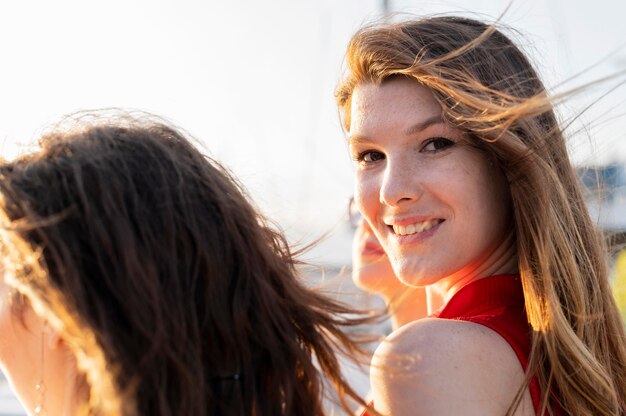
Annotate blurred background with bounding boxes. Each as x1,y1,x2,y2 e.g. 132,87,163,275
1,0,626,414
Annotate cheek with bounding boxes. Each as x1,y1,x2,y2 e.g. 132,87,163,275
0,285,17,358
353,255,398,295
454,163,511,238
0,301,29,386
0,289,41,365
0,308,14,365
355,172,380,221
469,159,511,217
351,228,366,264
0,300,43,394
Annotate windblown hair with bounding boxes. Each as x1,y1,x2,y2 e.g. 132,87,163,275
336,16,626,415
0,115,369,415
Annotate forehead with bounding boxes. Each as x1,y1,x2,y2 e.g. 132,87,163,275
349,78,442,135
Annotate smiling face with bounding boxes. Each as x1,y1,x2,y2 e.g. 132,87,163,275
348,77,516,294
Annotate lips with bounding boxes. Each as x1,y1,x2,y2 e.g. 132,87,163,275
361,240,386,256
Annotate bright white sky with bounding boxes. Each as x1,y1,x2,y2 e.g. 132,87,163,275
1,0,625,249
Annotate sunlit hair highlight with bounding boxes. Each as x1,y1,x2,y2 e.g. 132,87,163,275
336,16,626,415
0,114,373,415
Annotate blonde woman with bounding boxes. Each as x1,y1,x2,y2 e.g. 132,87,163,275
337,16,626,415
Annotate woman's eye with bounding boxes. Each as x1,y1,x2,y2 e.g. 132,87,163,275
358,151,385,163
422,137,455,152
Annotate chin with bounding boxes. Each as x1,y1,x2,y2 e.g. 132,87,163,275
395,272,431,288
393,262,446,288
353,273,386,294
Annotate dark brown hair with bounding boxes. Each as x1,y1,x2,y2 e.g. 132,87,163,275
0,115,369,415
336,16,626,415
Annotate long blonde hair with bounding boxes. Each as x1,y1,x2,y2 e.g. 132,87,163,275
336,16,626,415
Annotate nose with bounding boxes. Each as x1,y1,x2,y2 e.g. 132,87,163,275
379,157,422,207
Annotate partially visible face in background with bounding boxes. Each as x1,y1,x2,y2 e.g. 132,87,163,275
352,218,407,299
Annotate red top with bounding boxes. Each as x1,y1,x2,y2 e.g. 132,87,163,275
361,274,560,415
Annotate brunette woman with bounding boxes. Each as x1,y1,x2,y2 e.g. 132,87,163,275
0,115,368,416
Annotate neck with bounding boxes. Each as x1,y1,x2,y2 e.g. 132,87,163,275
61,369,86,416
383,287,428,330
43,343,85,416
425,285,447,316
383,286,428,331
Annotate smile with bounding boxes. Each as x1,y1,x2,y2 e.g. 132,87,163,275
391,219,443,236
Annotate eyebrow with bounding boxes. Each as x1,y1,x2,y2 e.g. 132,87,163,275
348,115,445,144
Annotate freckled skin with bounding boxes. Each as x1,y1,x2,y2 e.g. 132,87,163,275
349,78,517,300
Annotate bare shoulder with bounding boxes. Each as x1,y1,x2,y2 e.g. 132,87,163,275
370,318,534,416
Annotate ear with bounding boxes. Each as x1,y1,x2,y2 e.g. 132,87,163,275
43,321,64,350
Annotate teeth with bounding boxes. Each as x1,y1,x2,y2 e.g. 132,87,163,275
392,220,440,236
